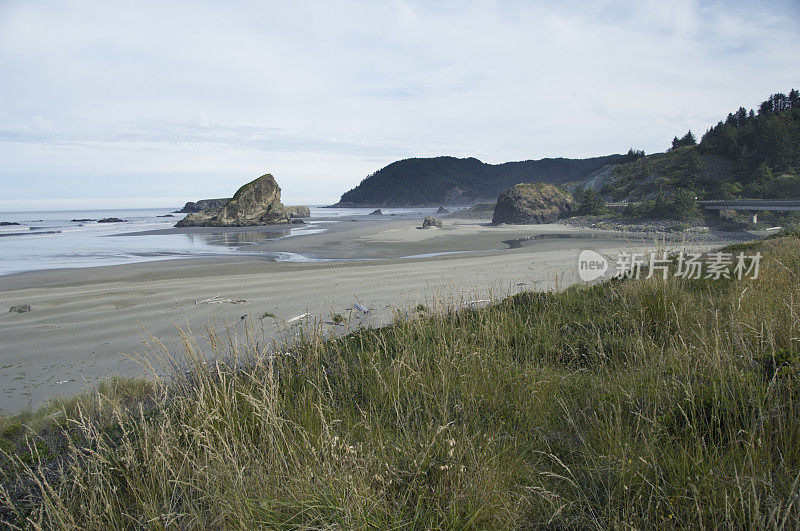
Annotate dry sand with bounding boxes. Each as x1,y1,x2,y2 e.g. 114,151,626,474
0,219,746,413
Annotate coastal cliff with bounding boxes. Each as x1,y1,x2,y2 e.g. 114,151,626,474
331,154,625,207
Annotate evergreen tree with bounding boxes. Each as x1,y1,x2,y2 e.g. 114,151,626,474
680,130,697,146
574,188,606,216
790,89,800,110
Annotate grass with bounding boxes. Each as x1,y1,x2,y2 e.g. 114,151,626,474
2,233,800,527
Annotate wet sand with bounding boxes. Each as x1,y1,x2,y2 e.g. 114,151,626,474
0,219,747,413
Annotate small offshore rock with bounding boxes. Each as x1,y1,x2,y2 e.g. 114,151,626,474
436,206,450,214
71,218,96,222
157,214,175,218
0,221,20,226
9,304,31,313
422,216,443,228
369,209,383,215
176,198,230,213
98,217,127,223
285,205,311,218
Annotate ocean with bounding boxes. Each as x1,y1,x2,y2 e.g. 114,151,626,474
0,206,445,276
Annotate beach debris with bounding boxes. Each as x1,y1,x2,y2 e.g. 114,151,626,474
353,301,370,313
9,304,31,313
286,312,309,324
193,295,246,305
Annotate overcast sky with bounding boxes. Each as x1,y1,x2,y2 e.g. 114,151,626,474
1,0,798,210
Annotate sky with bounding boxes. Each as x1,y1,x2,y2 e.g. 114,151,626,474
1,0,798,210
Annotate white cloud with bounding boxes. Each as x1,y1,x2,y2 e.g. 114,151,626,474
0,0,798,209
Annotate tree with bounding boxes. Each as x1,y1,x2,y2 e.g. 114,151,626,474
717,182,742,199
680,130,697,146
574,188,606,216
753,162,773,183
670,131,696,150
624,148,645,162
790,89,800,110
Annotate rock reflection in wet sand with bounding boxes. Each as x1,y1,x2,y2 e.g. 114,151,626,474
186,229,291,247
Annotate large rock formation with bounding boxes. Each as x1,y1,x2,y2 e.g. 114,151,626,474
491,183,573,225
176,198,230,213
176,174,309,227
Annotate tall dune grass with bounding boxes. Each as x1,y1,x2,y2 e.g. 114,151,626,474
2,233,800,528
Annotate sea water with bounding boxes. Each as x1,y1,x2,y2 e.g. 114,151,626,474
0,206,449,276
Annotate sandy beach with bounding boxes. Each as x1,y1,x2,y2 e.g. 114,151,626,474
0,218,748,413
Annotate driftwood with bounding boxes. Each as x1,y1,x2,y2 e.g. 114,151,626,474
286,312,309,324
193,295,246,305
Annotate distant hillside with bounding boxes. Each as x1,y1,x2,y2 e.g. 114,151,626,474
591,89,800,204
333,155,627,206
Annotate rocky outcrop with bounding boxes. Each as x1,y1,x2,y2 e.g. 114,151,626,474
422,216,443,228
369,209,383,215
491,183,573,225
284,205,310,218
444,203,495,220
436,206,449,214
176,174,308,227
98,218,127,223
0,221,20,226
176,198,230,213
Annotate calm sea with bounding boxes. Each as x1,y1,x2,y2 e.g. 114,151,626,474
0,206,444,276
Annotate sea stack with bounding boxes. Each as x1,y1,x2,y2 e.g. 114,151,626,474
491,183,573,225
176,173,309,227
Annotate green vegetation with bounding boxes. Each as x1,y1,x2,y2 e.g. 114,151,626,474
701,91,800,186
3,233,800,527
336,155,626,206
599,89,800,218
571,187,608,216
331,312,346,325
260,311,276,320
623,189,702,221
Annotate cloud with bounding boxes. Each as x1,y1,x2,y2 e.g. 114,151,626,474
0,0,798,209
